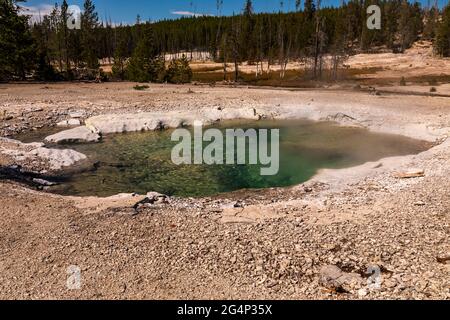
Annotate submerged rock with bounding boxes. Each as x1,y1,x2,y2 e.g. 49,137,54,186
0,165,55,188
45,126,100,144
324,112,363,128
32,178,57,186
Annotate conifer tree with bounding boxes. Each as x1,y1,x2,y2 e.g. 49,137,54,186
81,0,100,69
0,0,35,80
244,0,253,16
59,0,72,74
31,17,59,80
435,3,450,57
398,0,422,52
127,24,164,82
165,54,193,83
423,1,439,41
112,28,128,80
304,0,316,20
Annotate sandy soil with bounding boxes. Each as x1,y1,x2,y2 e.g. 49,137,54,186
0,81,449,300
347,41,450,79
186,41,450,95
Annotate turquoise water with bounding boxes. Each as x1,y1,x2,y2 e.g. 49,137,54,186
22,120,430,197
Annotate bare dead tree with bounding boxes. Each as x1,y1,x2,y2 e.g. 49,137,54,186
230,15,241,82
277,2,292,79
313,0,322,80
256,18,264,78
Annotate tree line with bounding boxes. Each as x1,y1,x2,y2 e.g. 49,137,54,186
1,0,450,82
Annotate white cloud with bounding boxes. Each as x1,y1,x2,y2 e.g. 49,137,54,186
19,4,54,22
171,10,214,17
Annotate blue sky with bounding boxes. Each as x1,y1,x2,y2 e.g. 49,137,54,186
21,0,449,25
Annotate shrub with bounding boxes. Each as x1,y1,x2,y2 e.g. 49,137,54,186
34,53,61,81
126,24,165,83
400,77,407,86
165,55,193,84
435,4,450,56
111,58,127,80
127,56,165,83
133,85,149,91
97,69,109,82
428,78,438,86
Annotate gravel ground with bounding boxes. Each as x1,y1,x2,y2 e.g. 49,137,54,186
0,82,448,300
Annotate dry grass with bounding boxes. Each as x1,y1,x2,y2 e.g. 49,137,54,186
192,67,383,88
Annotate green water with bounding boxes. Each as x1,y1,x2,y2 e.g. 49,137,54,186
16,120,431,197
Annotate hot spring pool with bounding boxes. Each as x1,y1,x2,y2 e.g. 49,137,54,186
15,119,431,197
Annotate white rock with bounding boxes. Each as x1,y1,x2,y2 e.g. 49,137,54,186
69,112,85,119
30,147,87,170
57,119,82,126
0,138,87,171
85,107,262,134
32,178,57,186
358,288,368,297
68,119,82,126
45,126,100,144
394,168,425,179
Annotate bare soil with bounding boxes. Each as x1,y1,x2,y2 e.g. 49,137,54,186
0,59,449,300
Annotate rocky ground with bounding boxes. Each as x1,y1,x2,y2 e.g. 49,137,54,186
0,82,448,300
